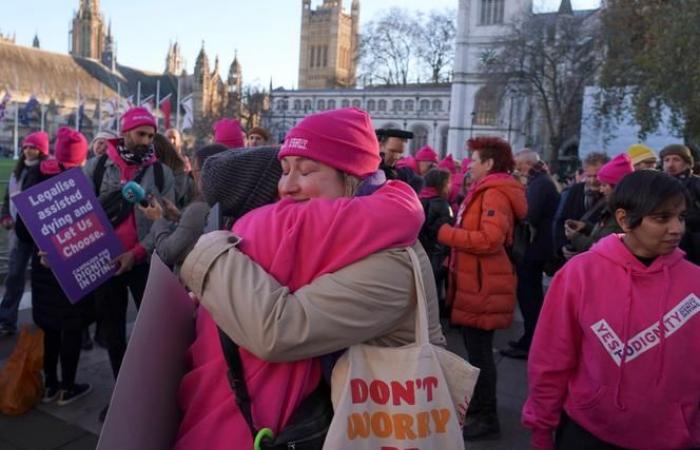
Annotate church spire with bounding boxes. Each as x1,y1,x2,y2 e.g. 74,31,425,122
558,0,573,15
32,33,40,48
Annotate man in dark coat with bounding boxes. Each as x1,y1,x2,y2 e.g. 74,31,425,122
553,152,610,261
502,150,560,359
661,144,700,265
376,128,424,192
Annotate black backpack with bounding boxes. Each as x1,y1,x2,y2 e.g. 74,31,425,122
92,154,164,227
218,329,333,449
507,220,534,266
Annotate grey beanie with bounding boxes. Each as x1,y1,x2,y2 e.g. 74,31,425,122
201,146,282,218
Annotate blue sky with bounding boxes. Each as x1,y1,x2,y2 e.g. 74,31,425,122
3,0,600,89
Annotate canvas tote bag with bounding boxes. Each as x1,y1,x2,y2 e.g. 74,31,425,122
325,247,479,450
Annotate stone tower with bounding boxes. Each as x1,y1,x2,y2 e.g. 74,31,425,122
101,21,115,70
298,0,359,89
70,0,105,60
165,41,183,75
193,42,211,117
32,33,40,48
227,52,243,117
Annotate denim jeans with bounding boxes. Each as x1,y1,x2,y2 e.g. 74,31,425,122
0,234,34,330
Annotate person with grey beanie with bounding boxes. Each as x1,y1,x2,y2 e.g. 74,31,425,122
140,145,282,272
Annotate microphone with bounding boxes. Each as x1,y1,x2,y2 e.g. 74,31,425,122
122,181,149,207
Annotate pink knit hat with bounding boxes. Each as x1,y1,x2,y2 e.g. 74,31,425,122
597,153,633,186
22,131,49,156
396,155,418,173
213,119,245,149
415,145,439,163
54,127,88,168
438,154,457,174
278,108,380,179
121,107,157,133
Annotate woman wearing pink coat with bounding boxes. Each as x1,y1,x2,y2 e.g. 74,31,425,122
523,170,700,450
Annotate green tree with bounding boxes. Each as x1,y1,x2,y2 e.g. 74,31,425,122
598,0,700,145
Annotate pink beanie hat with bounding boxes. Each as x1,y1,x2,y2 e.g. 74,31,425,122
597,153,633,186
278,107,380,179
54,127,88,168
415,145,439,163
22,131,50,156
438,154,457,174
213,119,245,149
396,155,418,173
121,107,157,133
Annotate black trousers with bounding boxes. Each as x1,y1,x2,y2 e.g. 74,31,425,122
94,264,149,379
462,326,497,419
43,328,83,390
556,413,624,450
515,260,545,350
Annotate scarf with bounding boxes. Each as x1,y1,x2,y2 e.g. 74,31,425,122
118,143,155,165
419,186,441,199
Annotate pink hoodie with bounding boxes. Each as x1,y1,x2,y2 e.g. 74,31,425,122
523,234,700,450
175,180,424,450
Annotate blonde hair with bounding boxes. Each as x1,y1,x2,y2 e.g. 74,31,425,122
339,172,362,197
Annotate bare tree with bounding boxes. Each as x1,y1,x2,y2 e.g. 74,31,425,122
483,11,602,164
359,8,417,86
413,9,456,84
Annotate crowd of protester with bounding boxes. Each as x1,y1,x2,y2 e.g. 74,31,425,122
0,105,699,449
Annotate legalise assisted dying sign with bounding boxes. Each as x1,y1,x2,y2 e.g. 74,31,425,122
12,167,123,303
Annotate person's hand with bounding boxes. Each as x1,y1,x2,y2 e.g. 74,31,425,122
564,220,584,239
112,251,136,275
138,199,163,222
0,216,13,230
161,198,181,222
37,250,50,268
562,246,579,261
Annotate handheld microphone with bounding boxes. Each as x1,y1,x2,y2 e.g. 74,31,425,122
122,181,149,207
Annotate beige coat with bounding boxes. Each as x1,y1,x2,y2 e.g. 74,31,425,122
180,231,445,362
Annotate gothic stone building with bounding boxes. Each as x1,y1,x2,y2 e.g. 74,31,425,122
298,0,359,89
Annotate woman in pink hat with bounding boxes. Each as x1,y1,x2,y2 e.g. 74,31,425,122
13,128,94,406
415,145,440,176
0,131,50,336
176,108,446,449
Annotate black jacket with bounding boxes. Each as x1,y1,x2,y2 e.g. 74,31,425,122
419,196,454,272
553,182,604,254
524,170,560,262
677,171,700,265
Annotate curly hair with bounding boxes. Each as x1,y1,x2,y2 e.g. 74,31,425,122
467,136,515,174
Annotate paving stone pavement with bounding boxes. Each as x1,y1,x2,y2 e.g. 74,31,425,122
0,291,532,449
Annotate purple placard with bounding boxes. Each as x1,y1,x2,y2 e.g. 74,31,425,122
11,167,124,303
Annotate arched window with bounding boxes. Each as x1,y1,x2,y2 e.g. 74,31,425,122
352,99,361,108
480,0,505,26
440,127,449,156
366,99,375,111
294,100,302,111
392,100,402,111
317,99,326,110
303,99,312,111
419,99,430,112
474,86,501,126
378,100,387,112
341,99,350,108
405,100,414,111
327,99,336,110
432,100,443,112
410,125,429,153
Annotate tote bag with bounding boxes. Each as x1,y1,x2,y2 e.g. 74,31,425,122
325,247,479,450
0,327,44,416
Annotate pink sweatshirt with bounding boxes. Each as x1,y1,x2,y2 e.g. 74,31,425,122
175,180,424,450
523,234,700,450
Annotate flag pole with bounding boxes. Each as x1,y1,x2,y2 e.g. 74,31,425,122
98,83,103,132
176,77,182,132
40,103,45,132
75,84,80,132
155,79,161,131
137,81,141,106
116,82,122,128
13,100,19,160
